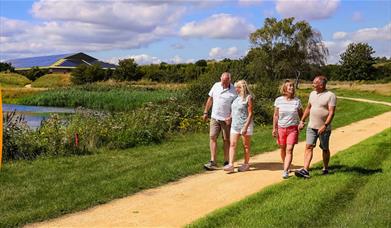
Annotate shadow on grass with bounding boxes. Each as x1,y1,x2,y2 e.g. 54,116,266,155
250,162,302,171
311,165,383,175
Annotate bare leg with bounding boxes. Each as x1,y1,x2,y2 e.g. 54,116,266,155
304,144,314,171
322,149,330,170
280,145,287,163
284,144,294,172
228,134,240,166
209,137,217,162
242,135,251,164
223,139,230,162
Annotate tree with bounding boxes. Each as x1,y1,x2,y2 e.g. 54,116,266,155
339,43,375,80
71,64,105,84
114,58,141,81
0,62,14,72
248,17,328,81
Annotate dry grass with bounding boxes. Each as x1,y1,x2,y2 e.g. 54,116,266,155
300,81,391,96
2,87,46,103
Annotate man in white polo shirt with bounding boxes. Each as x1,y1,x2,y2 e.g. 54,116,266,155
202,72,237,170
296,75,336,178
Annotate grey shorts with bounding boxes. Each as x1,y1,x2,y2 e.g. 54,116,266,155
210,118,230,140
306,128,331,150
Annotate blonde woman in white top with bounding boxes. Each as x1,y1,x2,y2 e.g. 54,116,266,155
223,80,254,173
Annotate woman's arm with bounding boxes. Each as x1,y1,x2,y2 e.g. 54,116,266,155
242,96,254,134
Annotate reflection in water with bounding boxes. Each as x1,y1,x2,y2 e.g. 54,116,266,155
3,104,75,129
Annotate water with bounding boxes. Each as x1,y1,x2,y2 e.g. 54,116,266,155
2,104,75,129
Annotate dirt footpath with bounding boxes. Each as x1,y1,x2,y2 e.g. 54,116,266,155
28,99,391,228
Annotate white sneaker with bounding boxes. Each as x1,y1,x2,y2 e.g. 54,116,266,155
282,170,289,179
223,164,234,173
238,164,250,172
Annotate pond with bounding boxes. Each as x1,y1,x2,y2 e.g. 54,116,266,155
2,104,75,129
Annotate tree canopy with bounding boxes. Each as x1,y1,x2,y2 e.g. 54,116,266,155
339,42,375,80
248,17,328,80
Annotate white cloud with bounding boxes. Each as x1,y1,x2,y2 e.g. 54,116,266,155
209,46,242,60
324,23,391,63
31,0,185,32
276,0,340,20
180,14,256,39
352,23,391,42
238,0,263,6
0,0,189,59
352,11,363,22
333,32,348,40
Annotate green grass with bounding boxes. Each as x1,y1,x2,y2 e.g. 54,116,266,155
333,88,391,103
17,86,180,111
31,73,71,88
0,100,389,227
0,72,31,88
189,128,391,228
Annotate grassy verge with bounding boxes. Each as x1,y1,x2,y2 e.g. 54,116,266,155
0,100,389,227
189,128,391,227
334,88,391,103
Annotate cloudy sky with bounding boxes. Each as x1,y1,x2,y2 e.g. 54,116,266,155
0,0,390,65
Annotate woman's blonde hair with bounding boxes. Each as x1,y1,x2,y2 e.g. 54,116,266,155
234,80,253,100
280,79,295,98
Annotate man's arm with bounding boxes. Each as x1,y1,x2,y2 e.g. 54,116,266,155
318,105,336,134
299,103,311,130
203,96,213,121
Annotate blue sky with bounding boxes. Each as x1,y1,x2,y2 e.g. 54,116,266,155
0,0,390,64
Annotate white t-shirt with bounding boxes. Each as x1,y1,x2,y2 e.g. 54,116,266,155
208,82,237,121
308,90,337,129
274,96,302,128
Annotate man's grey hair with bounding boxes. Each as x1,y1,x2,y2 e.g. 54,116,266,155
315,75,328,85
221,72,231,79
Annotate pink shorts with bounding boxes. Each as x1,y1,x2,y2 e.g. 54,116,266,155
277,125,299,145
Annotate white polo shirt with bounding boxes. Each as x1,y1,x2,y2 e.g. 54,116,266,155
208,82,237,121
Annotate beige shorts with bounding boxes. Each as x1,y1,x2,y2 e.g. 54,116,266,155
210,118,230,140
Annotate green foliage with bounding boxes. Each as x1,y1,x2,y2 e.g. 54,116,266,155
373,62,391,81
339,42,376,80
248,17,328,80
320,64,341,81
0,72,31,87
2,112,84,161
0,62,14,72
21,66,48,81
113,58,142,81
71,64,107,84
252,79,279,124
18,85,178,112
195,59,207,67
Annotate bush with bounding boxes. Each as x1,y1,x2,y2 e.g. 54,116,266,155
71,64,106,84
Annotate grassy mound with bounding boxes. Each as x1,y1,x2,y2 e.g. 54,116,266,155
0,72,31,87
31,73,71,88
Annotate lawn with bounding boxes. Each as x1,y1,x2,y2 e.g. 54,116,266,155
0,99,389,227
189,128,391,227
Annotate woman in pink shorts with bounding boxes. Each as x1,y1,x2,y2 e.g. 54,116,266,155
272,80,303,179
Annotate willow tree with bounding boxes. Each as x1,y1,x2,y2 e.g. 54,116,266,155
247,17,328,81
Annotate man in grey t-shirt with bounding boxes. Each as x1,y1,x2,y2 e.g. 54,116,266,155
296,75,336,178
